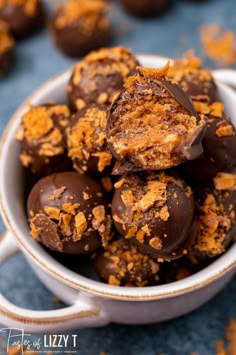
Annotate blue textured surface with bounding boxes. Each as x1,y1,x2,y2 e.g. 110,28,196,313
1,0,236,354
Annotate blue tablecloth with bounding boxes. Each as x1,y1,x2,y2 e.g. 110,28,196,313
1,0,236,354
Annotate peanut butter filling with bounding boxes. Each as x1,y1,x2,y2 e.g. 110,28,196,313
109,66,204,170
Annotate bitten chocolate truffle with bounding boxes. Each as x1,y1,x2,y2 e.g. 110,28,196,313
120,0,171,18
16,104,73,177
107,64,205,174
0,20,14,77
94,238,160,286
112,171,196,260
179,100,236,186
51,0,110,58
67,46,139,111
27,172,113,254
0,0,45,39
168,53,218,102
193,172,236,258
67,106,113,175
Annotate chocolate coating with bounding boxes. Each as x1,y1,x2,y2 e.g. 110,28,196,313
0,0,45,39
168,55,218,102
16,104,73,177
193,172,236,258
67,46,139,111
120,0,171,18
51,0,111,58
111,171,196,260
160,254,211,284
93,237,160,286
178,102,236,187
67,106,114,176
27,172,113,254
108,66,205,174
0,20,14,77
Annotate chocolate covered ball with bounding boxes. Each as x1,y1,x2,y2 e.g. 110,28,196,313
0,20,14,77
93,238,160,286
168,54,218,102
120,0,171,18
107,64,206,174
178,100,236,187
16,104,73,177
0,0,45,39
51,0,111,58
67,46,139,111
193,172,236,258
112,171,196,260
27,172,113,254
67,106,113,176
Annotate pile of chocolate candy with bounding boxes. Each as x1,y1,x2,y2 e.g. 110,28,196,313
16,46,236,287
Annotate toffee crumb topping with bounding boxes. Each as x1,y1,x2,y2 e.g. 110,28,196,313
55,0,107,28
100,238,160,287
0,0,38,16
67,107,112,173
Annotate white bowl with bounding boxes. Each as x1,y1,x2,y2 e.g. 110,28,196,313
0,55,236,333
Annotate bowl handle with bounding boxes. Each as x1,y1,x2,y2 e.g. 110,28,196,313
0,231,108,333
213,69,236,89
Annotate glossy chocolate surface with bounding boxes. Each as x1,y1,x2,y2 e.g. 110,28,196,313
111,172,196,260
67,47,139,111
27,172,112,254
0,0,45,39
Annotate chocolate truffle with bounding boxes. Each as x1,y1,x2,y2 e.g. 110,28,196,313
27,171,113,254
193,172,236,258
67,46,139,111
0,20,14,77
160,254,211,284
111,171,196,260
120,0,171,18
107,64,205,174
16,104,73,177
168,54,218,102
178,100,236,186
0,0,45,39
67,106,113,176
51,0,111,58
93,238,160,286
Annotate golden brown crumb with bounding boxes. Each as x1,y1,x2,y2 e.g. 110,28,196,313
0,0,38,16
74,212,87,240
44,206,61,220
55,0,107,28
52,295,61,303
137,61,170,78
67,107,112,173
108,275,121,286
214,173,236,191
199,24,236,66
215,319,236,355
0,21,14,54
195,189,234,256
149,236,162,250
101,177,113,192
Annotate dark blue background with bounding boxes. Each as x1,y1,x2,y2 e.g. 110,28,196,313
1,0,236,354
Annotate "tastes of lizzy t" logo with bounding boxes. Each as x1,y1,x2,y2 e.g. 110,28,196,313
0,328,79,354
